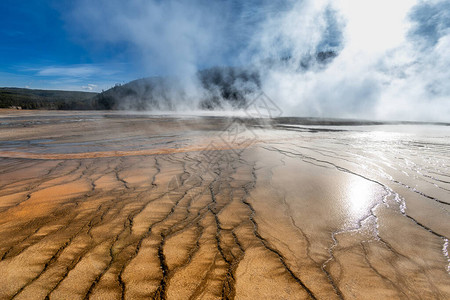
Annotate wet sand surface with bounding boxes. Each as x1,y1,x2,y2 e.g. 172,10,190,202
0,110,449,299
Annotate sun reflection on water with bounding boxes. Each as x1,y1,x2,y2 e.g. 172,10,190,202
344,177,380,227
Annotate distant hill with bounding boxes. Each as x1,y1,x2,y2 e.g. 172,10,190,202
92,52,336,110
0,88,97,110
92,66,261,110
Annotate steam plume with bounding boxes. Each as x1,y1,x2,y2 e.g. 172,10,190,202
66,0,450,121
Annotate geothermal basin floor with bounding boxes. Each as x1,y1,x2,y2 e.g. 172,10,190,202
0,110,449,299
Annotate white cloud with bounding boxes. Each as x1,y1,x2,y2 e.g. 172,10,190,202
38,65,99,77
81,83,98,91
35,64,120,78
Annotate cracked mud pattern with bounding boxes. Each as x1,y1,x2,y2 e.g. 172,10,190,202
0,110,449,299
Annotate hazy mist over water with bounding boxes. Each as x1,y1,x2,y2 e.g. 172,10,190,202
64,0,450,121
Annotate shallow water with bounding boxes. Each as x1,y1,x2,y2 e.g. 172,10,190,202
0,111,449,299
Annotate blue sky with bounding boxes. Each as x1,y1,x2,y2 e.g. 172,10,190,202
0,0,139,91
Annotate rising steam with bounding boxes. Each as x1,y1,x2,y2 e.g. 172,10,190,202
67,0,450,121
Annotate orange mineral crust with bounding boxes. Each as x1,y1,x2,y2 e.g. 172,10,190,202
0,110,449,299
